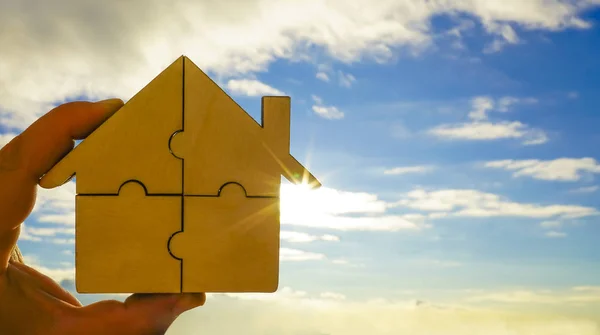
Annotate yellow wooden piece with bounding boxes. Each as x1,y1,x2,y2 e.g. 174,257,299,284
34,55,322,294
168,183,279,292
39,57,184,195
169,57,321,197
76,181,181,293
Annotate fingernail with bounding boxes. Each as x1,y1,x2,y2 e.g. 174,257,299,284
95,98,124,111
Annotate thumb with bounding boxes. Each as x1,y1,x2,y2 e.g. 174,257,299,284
76,293,206,335
124,293,207,333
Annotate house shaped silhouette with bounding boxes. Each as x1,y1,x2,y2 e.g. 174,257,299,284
39,56,320,293
41,56,320,196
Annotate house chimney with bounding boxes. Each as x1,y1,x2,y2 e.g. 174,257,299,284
261,96,291,156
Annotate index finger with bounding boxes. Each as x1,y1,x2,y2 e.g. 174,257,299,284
0,99,124,272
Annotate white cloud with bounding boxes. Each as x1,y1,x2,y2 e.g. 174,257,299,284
468,96,494,121
466,287,600,305
429,95,545,145
332,259,350,265
312,105,344,120
280,248,326,261
168,286,600,335
283,214,426,231
468,95,537,121
392,188,598,219
22,255,75,283
225,79,284,97
545,230,567,238
414,259,463,268
384,165,435,175
483,23,520,53
280,184,427,231
311,95,323,105
32,182,76,215
338,71,356,88
19,224,42,242
23,182,77,244
540,220,561,228
281,185,388,215
37,214,75,225
50,238,76,245
26,227,75,236
570,185,599,193
316,72,330,82
280,231,340,243
319,292,346,300
310,95,344,119
2,0,598,130
484,158,600,181
0,132,17,147
428,121,548,145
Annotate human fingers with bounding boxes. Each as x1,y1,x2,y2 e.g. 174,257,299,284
69,293,206,334
0,99,123,272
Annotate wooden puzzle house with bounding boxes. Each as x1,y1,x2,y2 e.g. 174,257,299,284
39,56,320,294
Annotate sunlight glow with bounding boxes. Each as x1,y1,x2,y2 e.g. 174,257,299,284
277,183,422,231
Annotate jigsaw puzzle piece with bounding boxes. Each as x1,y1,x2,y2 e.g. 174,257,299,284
76,181,181,293
168,182,279,292
40,57,184,195
169,57,320,197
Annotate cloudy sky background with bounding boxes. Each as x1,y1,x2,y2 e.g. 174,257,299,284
3,0,600,334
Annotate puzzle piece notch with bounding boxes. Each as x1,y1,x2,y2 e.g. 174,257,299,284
168,182,280,293
40,56,185,195
169,56,321,197
76,180,181,293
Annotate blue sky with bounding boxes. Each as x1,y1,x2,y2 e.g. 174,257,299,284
3,1,600,334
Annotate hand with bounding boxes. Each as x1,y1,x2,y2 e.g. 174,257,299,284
0,100,206,334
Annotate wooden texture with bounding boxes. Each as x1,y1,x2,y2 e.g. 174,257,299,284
76,181,181,293
37,55,320,294
169,57,321,197
168,182,279,292
39,57,184,195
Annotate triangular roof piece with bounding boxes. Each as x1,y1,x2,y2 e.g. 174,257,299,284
40,57,184,194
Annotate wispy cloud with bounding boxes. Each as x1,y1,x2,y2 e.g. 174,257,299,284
280,184,427,231
22,255,75,283
316,72,330,82
467,96,537,121
466,287,600,305
168,286,600,335
483,23,520,53
392,188,598,219
428,95,546,145
384,165,435,175
310,95,344,120
25,227,75,236
226,79,284,97
338,71,356,88
314,64,356,88
540,220,562,228
545,230,567,238
281,231,340,243
484,158,600,181
414,259,463,268
570,185,599,194
19,224,42,242
1,0,598,130
280,248,326,261
312,106,344,120
428,121,547,145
